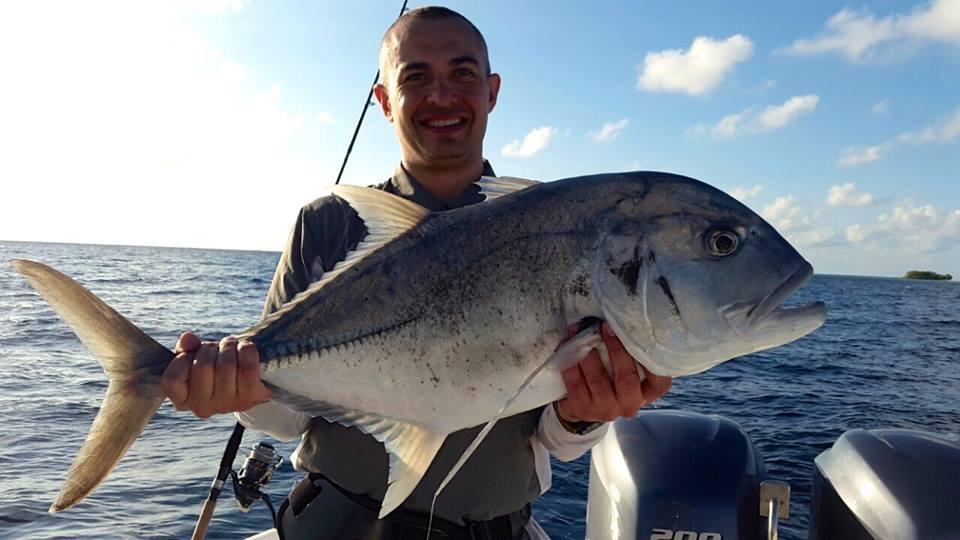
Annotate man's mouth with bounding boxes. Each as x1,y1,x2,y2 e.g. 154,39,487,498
426,118,462,127
419,115,468,134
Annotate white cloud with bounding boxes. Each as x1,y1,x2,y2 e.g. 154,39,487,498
845,224,868,243
872,99,890,114
589,119,630,142
790,227,838,248
838,144,888,166
730,185,764,201
836,106,958,168
782,0,960,62
827,183,875,207
756,95,820,131
501,126,558,158
761,195,836,247
315,111,335,125
850,201,960,252
637,35,754,96
897,106,960,143
763,196,808,232
690,95,818,139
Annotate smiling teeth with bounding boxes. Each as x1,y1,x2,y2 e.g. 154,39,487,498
429,119,460,127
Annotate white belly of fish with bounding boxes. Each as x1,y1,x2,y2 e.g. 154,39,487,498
260,318,569,434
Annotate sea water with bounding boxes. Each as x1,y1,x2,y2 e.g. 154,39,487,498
1,241,957,539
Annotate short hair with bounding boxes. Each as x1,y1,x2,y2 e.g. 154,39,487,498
378,6,491,79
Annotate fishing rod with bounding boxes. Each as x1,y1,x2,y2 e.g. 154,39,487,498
335,0,410,184
191,422,245,540
191,2,411,538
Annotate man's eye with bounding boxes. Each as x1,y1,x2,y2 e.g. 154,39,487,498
403,73,427,83
454,68,477,79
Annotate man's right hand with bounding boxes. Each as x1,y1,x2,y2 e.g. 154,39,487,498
160,332,272,418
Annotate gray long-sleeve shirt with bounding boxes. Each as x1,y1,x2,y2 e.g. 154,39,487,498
240,163,607,524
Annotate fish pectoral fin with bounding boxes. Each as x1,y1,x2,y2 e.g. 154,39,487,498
477,176,540,201
303,403,447,519
430,323,608,511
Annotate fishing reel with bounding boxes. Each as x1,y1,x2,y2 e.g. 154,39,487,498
231,442,284,514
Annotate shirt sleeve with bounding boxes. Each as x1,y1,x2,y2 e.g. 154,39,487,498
535,402,609,462
236,401,311,441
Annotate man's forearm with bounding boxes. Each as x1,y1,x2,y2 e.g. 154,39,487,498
235,401,311,442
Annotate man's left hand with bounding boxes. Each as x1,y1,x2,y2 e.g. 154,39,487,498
556,322,672,423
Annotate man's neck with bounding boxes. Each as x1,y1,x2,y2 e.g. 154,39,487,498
401,159,484,201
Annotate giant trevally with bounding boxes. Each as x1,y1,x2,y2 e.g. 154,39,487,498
12,171,826,519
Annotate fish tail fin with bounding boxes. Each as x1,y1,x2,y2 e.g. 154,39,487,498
11,259,173,512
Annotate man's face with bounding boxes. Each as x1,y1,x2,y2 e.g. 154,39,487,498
375,18,500,171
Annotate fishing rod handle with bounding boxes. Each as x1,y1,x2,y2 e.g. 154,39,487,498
191,498,218,540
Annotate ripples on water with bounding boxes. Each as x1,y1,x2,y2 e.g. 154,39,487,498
0,241,957,539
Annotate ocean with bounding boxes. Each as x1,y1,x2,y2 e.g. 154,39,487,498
0,240,957,539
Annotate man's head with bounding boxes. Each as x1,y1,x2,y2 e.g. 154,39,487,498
374,7,500,176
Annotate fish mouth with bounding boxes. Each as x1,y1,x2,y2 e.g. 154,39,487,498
747,262,826,328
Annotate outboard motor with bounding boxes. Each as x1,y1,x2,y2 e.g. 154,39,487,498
809,428,960,539
587,410,780,540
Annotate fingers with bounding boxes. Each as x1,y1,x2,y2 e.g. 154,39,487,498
640,366,673,403
175,332,202,354
213,337,239,412
603,323,645,417
559,356,593,422
237,341,272,405
162,332,202,410
187,342,219,418
556,322,673,424
160,333,268,419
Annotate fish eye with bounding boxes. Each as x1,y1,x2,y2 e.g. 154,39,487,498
706,229,741,257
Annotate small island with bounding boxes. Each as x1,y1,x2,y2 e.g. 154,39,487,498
903,270,953,281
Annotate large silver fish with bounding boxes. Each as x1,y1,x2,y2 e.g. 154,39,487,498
12,172,826,518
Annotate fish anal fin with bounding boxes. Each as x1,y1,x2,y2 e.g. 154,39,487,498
288,398,447,519
379,422,447,518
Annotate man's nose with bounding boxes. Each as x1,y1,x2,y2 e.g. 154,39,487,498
425,78,459,106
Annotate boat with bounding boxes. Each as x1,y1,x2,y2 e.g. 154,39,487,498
238,409,959,539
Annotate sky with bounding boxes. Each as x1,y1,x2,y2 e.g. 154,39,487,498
1,0,958,277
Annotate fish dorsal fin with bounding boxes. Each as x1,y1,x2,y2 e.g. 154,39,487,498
477,176,540,201
331,185,430,235
287,398,446,518
238,187,429,339
308,185,429,295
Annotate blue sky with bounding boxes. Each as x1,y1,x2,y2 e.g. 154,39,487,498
1,0,957,277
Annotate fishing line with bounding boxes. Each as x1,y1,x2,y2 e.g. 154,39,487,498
335,0,410,185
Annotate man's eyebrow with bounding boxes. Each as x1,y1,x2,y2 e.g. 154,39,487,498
450,55,480,66
398,61,430,74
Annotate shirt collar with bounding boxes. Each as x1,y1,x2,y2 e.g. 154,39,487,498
386,161,496,211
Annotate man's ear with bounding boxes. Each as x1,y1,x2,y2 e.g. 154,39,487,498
373,83,393,122
487,73,501,113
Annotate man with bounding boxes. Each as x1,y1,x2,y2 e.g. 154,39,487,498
161,7,671,539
